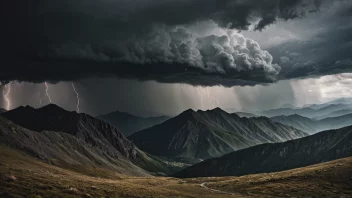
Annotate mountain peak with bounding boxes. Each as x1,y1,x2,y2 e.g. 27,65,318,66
210,107,227,113
181,108,196,114
129,106,306,163
38,104,71,114
196,107,227,114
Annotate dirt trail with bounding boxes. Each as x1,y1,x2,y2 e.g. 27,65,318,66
199,182,237,196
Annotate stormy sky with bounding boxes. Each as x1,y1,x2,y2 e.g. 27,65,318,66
1,0,352,116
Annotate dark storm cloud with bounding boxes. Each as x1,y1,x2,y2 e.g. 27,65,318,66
0,0,333,86
268,1,352,80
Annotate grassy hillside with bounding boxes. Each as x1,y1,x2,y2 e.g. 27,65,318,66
1,146,351,198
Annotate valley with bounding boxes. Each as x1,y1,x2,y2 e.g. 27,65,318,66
0,102,351,197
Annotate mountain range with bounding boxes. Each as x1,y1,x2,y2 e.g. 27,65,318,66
129,108,307,163
271,113,352,134
174,125,352,178
258,103,352,118
303,97,352,109
1,104,183,175
97,111,170,136
312,109,352,120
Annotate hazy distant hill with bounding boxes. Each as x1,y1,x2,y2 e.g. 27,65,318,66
98,111,170,136
129,108,307,163
313,109,352,120
280,104,298,109
0,116,149,176
272,113,352,134
2,104,182,175
174,125,352,178
258,104,351,118
235,112,259,118
305,97,352,110
0,108,6,114
271,114,321,134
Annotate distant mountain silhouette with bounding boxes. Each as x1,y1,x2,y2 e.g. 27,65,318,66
129,108,307,163
280,104,298,109
272,113,352,134
2,104,182,175
235,112,259,118
174,125,352,178
313,109,352,120
98,111,170,136
271,114,321,134
258,104,352,118
304,97,352,110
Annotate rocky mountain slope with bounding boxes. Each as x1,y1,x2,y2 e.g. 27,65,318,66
129,108,307,163
1,104,182,175
0,116,149,176
98,111,169,136
174,125,352,178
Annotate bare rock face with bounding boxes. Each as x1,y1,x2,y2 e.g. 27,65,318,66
129,108,307,163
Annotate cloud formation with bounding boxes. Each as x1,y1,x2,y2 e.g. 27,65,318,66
1,26,280,86
265,1,352,80
0,0,343,86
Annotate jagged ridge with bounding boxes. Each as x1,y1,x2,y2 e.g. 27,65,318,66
129,108,307,163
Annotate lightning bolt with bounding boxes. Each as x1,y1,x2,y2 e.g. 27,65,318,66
196,87,204,110
205,87,215,108
38,92,45,107
45,82,52,103
71,83,82,113
2,82,12,110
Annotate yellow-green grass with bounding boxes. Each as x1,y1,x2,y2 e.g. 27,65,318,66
1,146,351,198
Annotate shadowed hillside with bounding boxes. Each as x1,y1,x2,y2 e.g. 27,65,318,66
0,116,149,176
174,125,352,178
2,104,183,175
129,108,307,163
0,146,351,198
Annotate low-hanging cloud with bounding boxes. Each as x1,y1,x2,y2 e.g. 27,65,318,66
0,0,336,86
